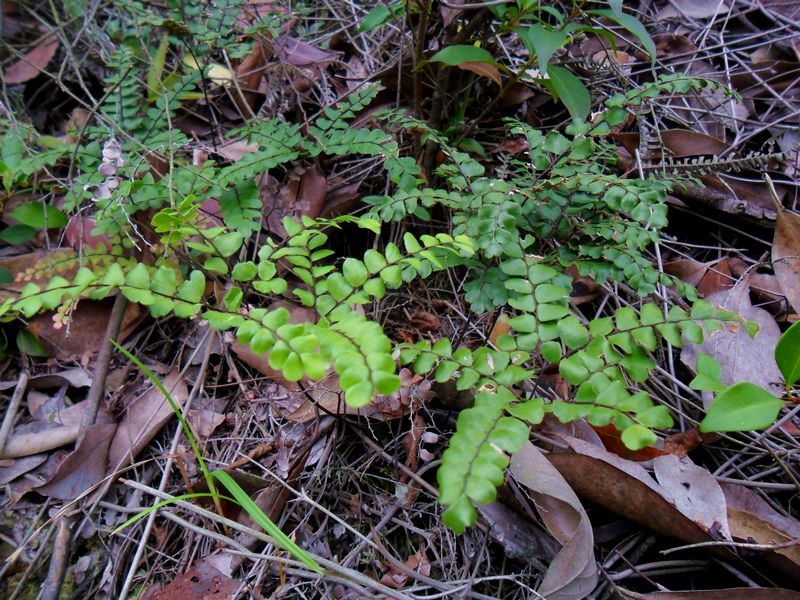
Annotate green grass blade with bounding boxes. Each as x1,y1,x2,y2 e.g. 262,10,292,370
211,469,324,574
112,493,236,534
111,341,218,498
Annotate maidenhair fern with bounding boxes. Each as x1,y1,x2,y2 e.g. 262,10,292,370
2,65,755,537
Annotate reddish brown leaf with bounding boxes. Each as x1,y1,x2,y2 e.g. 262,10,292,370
592,423,668,461
662,428,706,457
489,312,510,347
318,181,361,218
664,258,734,297
614,129,727,159
3,34,59,84
265,166,327,237
493,136,529,155
456,61,501,85
232,39,271,113
143,563,239,600
408,310,440,331
773,205,800,314
0,249,77,300
379,545,431,589
26,298,142,360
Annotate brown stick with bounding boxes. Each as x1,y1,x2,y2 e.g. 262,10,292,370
78,294,129,443
0,369,30,454
40,517,71,600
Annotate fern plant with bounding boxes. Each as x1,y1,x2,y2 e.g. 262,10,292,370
1,64,757,537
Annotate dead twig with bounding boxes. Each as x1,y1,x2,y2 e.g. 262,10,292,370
0,369,30,454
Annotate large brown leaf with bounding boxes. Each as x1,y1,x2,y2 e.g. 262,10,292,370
546,436,736,549
142,562,239,600
27,298,142,360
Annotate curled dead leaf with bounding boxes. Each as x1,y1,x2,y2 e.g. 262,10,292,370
511,441,598,599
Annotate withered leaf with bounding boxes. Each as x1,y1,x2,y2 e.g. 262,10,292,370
773,205,800,314
511,441,598,599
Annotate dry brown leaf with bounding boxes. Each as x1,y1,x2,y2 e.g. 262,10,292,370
489,312,510,347
142,562,239,600
662,428,706,457
3,34,59,84
318,181,362,218
380,546,431,589
0,453,47,484
0,249,77,300
653,454,731,539
35,423,116,500
657,0,730,19
680,278,784,407
722,482,800,580
614,129,728,159
274,36,340,66
456,61,501,85
408,310,440,331
233,39,271,114
728,258,787,312
493,136,529,155
664,258,734,297
107,370,189,473
265,165,327,237
546,436,740,553
210,139,258,162
440,0,464,26
27,298,142,360
510,441,598,599
188,409,226,438
772,204,800,314
28,367,92,390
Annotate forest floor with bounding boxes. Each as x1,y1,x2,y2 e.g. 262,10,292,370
1,0,800,599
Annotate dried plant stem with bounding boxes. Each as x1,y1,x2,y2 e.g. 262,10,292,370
79,294,130,443
0,369,29,453
40,517,71,600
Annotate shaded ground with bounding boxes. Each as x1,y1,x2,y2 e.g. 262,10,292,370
1,1,800,599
